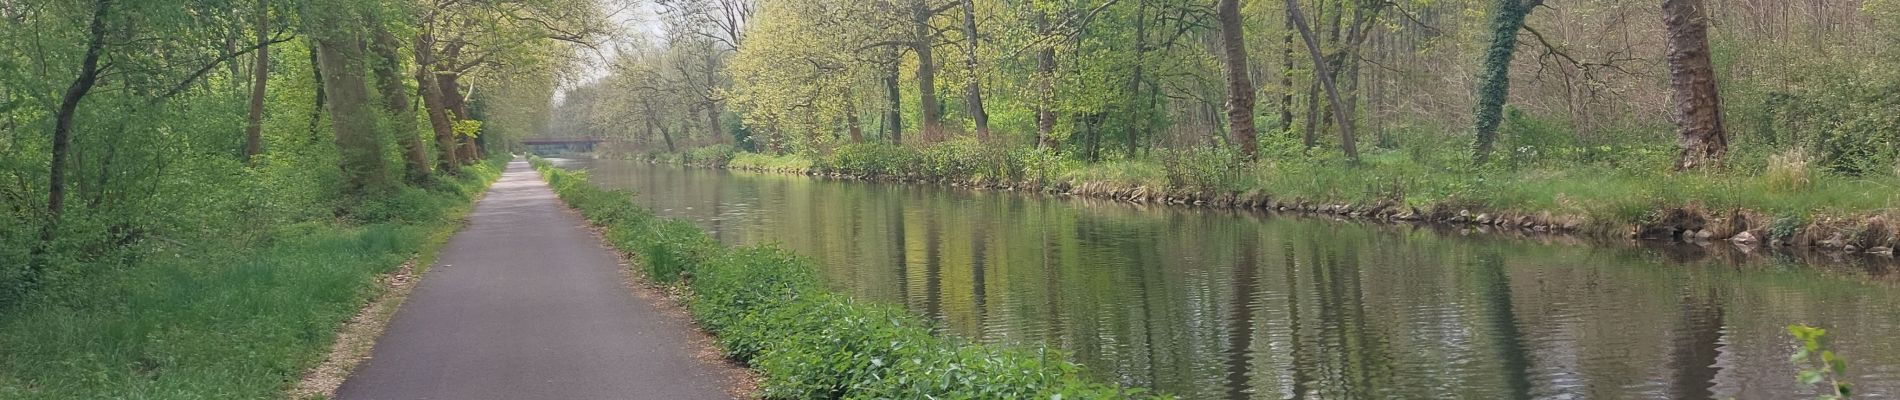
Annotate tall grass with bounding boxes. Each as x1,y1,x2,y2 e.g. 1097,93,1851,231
0,158,506,399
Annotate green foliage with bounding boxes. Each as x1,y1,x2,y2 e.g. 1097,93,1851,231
0,158,505,399
1788,324,1852,399
729,151,816,173
819,143,918,177
685,144,740,167
530,159,1148,399
1159,146,1247,192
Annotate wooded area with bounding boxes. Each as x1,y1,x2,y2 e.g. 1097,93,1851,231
0,0,603,305
555,0,1898,178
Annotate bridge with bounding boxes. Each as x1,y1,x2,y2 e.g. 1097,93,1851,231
521,137,604,154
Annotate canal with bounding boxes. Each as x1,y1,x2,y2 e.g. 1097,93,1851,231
556,158,1900,399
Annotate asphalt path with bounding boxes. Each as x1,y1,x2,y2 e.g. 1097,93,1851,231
335,159,736,400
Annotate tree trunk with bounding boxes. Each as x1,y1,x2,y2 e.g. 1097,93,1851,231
846,91,864,142
703,53,727,144
1471,0,1541,164
41,0,111,257
313,17,394,198
911,0,942,141
647,101,676,152
439,73,477,165
1664,0,1728,170
1216,0,1258,160
1124,0,1148,157
1287,0,1358,162
883,63,904,145
958,0,989,141
1281,9,1297,140
370,25,429,182
1034,11,1057,150
414,36,459,175
308,39,327,138
241,0,268,164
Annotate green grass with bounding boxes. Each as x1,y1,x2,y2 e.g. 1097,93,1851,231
0,159,505,399
638,140,1898,233
531,158,1149,399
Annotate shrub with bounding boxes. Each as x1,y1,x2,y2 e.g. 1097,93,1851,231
819,143,914,178
685,145,739,167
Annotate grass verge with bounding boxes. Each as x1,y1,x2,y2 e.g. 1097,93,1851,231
530,157,1152,399
640,141,1899,254
0,158,506,399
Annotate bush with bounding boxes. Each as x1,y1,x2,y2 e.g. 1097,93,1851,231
819,143,914,178
685,144,739,167
529,158,1146,399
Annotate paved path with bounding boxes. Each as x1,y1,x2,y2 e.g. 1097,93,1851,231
336,160,736,400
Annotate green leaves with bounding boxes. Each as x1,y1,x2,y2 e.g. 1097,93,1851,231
1787,323,1852,399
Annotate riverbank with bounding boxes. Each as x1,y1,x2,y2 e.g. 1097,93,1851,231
529,157,1150,399
0,158,505,399
630,141,1898,257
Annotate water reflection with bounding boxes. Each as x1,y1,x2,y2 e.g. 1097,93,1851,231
557,158,1900,399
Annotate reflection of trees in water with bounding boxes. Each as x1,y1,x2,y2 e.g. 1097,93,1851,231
1475,249,1533,399
1669,285,1724,400
1283,240,1311,400
589,162,1896,399
1224,229,1260,398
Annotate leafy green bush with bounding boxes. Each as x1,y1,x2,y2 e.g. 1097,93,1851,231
530,159,1147,399
685,144,739,167
819,143,915,177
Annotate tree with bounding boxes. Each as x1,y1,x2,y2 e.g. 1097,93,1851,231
1469,0,1543,164
911,0,945,141
46,0,112,224
241,0,269,164
1215,0,1257,160
308,1,395,198
371,23,432,182
957,0,990,141
1286,0,1359,163
1663,0,1728,170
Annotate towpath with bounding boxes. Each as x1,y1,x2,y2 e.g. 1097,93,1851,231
335,159,738,400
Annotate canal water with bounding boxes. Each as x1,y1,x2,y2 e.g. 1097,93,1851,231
555,158,1900,399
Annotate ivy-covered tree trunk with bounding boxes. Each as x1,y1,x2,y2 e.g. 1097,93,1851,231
1470,0,1542,165
1215,0,1258,160
312,9,394,198
1664,0,1729,170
